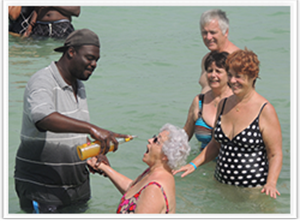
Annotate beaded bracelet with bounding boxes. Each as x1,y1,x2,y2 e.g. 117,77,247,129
189,162,197,170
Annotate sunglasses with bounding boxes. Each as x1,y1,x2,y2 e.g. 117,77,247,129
152,135,159,144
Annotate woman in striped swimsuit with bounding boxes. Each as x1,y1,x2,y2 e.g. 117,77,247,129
183,51,232,150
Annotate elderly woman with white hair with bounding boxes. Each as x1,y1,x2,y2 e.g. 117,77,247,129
87,123,190,214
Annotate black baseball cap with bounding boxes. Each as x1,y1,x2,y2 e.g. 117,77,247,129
54,28,100,52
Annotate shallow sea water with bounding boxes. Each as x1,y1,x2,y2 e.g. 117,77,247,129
7,5,292,217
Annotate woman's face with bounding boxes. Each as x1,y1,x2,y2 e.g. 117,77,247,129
206,62,228,89
227,68,254,95
142,130,169,167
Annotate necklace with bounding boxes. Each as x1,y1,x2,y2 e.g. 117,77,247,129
234,91,255,112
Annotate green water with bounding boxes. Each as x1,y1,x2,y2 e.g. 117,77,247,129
7,6,291,215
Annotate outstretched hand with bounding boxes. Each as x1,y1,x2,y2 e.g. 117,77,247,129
87,155,110,177
172,164,195,178
261,183,280,199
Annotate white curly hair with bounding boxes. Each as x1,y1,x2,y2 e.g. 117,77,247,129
160,123,191,170
200,9,229,35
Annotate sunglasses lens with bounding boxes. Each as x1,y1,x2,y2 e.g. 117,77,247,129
153,135,158,143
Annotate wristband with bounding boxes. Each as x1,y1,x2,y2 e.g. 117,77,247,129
189,162,197,170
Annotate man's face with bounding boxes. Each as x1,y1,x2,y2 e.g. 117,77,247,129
70,45,100,81
201,19,227,51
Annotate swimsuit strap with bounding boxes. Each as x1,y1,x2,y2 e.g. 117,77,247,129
140,168,150,176
258,102,268,117
130,168,150,187
220,98,228,115
139,181,170,214
220,99,267,117
198,94,204,116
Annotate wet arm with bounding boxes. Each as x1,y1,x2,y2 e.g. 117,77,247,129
36,112,95,133
52,6,81,17
191,138,220,166
260,104,283,198
187,98,223,167
135,185,166,213
173,138,220,177
88,158,133,194
174,100,223,177
36,112,128,153
183,95,199,141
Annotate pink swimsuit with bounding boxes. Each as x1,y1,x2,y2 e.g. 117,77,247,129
116,169,169,214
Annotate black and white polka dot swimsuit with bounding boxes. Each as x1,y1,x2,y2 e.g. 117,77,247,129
214,98,269,187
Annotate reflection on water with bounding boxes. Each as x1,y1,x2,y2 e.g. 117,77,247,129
11,81,27,89
9,35,64,58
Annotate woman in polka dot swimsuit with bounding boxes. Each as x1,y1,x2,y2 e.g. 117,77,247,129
214,99,269,187
174,48,282,199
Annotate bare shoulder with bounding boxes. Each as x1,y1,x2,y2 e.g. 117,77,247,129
188,94,200,112
149,171,175,211
257,98,281,144
255,93,273,112
202,52,210,60
193,94,201,104
150,170,174,185
148,171,175,196
201,52,210,66
219,94,234,107
248,93,275,116
257,95,280,128
227,42,240,54
260,100,278,119
135,175,173,213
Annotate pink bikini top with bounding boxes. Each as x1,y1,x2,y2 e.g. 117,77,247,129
116,168,169,214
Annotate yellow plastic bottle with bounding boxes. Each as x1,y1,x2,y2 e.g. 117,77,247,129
77,135,137,160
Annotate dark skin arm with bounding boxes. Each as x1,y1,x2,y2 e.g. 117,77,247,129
51,6,80,17
36,112,128,155
35,6,80,20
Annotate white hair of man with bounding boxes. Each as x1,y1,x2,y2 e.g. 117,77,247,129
200,9,229,35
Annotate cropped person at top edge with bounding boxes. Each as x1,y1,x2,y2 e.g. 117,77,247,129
14,29,129,213
198,9,239,94
88,123,191,214
174,48,282,199
30,6,80,39
183,51,232,150
9,6,36,37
